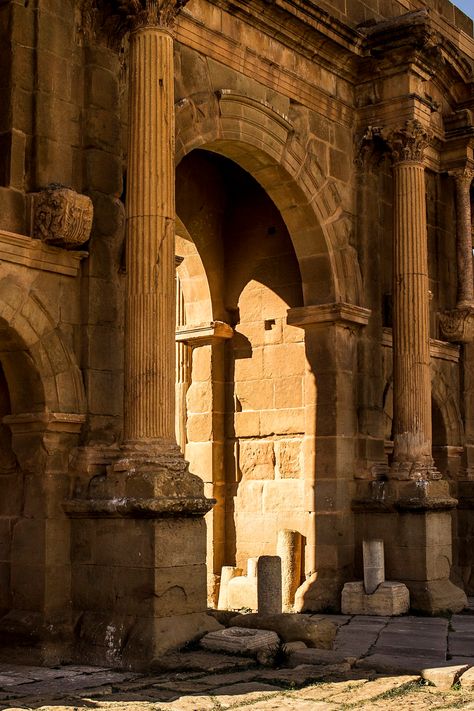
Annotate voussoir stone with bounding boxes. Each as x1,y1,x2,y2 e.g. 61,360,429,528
200,627,280,665
229,613,336,649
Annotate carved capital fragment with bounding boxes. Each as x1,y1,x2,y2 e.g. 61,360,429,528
439,306,474,343
34,186,93,249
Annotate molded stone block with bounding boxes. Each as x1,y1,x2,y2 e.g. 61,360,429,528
239,440,275,480
275,439,302,478
200,626,279,662
341,581,410,616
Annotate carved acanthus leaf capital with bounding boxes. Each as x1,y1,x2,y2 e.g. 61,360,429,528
384,120,432,165
449,166,474,190
439,307,474,343
112,0,189,30
78,0,187,47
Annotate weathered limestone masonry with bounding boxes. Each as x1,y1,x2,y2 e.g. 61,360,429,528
1,0,474,668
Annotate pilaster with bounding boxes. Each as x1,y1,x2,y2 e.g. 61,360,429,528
288,303,370,611
176,322,233,605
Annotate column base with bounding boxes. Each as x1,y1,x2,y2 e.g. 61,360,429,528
409,579,467,615
0,610,76,666
74,610,222,670
390,459,441,481
65,443,216,669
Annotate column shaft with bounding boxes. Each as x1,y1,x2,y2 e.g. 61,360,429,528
453,171,474,308
124,27,175,442
392,161,433,471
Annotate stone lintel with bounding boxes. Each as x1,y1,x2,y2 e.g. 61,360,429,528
439,307,474,343
0,229,87,277
394,496,458,512
4,411,86,434
382,328,460,362
64,495,214,518
176,321,234,345
287,303,371,328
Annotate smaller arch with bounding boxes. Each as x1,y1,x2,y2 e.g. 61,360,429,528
0,277,86,415
382,369,463,449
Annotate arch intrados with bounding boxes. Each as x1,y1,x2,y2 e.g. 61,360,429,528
0,318,45,414
176,219,214,325
0,281,86,415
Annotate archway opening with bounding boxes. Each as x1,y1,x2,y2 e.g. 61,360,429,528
176,148,309,607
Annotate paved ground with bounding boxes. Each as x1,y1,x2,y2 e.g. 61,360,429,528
2,610,474,710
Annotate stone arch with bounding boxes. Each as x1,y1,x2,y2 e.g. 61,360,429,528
0,277,86,415
430,369,463,448
175,90,363,307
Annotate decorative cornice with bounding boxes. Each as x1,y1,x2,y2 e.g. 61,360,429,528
384,119,433,165
287,303,371,328
0,229,87,278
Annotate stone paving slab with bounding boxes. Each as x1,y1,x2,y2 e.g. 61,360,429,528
209,681,285,709
356,653,447,674
3,613,474,709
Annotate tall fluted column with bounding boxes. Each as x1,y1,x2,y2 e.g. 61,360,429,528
452,167,474,309
439,166,474,343
124,13,175,443
387,121,437,479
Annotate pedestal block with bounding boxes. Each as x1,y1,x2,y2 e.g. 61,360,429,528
353,480,467,614
341,581,409,616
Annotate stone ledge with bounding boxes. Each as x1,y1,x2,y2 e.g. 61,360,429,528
287,303,371,328
64,495,215,519
176,321,233,345
4,411,86,434
352,495,458,513
0,229,87,277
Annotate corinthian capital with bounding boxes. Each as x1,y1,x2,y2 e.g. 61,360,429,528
79,0,188,45
384,120,432,165
449,166,474,189
113,0,189,30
